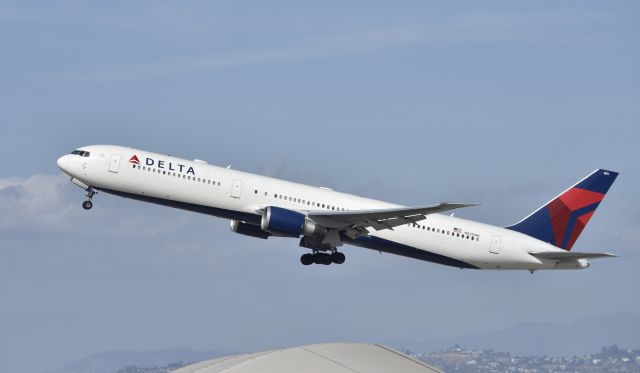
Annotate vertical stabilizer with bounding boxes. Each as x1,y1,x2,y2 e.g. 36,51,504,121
506,169,618,250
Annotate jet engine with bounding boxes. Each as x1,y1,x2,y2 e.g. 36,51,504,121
261,206,326,237
230,220,271,239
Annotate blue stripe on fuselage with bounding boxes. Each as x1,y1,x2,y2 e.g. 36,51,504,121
99,187,479,268
345,235,479,269
98,187,262,224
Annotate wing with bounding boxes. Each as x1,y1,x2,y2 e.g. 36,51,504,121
308,202,479,231
529,251,617,260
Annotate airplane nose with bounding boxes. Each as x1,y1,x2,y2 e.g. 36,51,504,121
57,155,69,172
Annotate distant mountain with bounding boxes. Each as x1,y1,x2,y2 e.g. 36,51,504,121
47,348,230,373
388,312,640,357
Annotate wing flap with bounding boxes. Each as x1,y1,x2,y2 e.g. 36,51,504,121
308,202,479,230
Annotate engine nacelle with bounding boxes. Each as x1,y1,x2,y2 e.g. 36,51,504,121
230,220,271,239
261,206,325,237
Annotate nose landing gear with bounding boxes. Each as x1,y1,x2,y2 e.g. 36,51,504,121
300,249,346,266
82,187,96,210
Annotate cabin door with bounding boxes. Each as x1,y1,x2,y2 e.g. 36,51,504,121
230,179,243,198
108,154,121,173
490,235,501,254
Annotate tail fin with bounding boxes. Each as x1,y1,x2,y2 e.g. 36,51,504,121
506,169,618,250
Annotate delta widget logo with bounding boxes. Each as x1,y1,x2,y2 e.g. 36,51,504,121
128,154,195,175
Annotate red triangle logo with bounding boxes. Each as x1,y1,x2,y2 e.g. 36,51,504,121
129,155,140,164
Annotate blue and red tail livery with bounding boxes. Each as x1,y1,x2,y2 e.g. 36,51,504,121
506,169,618,250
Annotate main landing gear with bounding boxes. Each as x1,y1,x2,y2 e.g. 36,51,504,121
82,187,96,210
300,250,346,266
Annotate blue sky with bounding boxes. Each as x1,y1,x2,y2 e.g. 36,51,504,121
0,1,639,372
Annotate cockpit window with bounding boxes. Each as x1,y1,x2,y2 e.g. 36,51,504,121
70,150,90,157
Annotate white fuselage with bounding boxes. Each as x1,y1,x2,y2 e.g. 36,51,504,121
57,145,584,270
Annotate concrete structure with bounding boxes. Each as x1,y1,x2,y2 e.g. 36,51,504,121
172,343,442,373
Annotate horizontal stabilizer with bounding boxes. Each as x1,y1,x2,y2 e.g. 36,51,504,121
529,251,616,260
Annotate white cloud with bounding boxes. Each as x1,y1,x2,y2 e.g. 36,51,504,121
0,174,76,231
0,173,198,237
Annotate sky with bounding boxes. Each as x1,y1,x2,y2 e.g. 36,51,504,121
0,1,639,372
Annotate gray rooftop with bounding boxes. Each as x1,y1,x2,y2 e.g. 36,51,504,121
171,343,442,373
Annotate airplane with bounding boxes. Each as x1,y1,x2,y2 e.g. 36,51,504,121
57,145,618,271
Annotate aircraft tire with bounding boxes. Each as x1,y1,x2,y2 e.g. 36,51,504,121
82,201,93,210
314,252,332,265
331,252,346,264
300,253,314,266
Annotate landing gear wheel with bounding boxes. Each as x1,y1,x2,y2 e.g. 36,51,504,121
82,200,93,210
314,252,333,265
300,253,314,266
331,251,346,264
